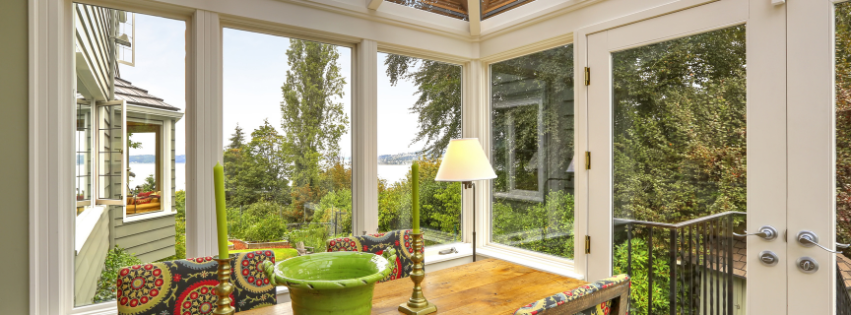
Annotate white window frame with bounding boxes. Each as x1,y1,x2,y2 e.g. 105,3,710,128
123,115,176,223
477,39,583,280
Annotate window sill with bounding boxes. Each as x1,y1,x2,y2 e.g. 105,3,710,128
477,244,584,280
122,209,176,223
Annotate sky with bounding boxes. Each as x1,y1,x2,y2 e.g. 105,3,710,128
119,13,431,159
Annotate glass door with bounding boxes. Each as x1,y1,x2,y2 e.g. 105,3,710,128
584,0,789,313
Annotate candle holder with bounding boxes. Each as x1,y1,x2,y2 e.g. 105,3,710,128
214,255,235,315
398,233,437,315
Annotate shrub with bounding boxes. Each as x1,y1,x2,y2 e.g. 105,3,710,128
242,215,288,242
613,237,671,315
286,223,330,252
93,246,143,303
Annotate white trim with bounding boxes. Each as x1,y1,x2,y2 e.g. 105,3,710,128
185,9,223,258
353,39,379,235
478,246,584,280
126,104,185,120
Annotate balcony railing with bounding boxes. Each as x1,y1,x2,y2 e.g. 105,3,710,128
614,211,746,315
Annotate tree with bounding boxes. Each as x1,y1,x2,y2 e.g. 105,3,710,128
227,120,290,206
384,55,462,157
280,39,349,190
836,3,851,258
228,124,246,149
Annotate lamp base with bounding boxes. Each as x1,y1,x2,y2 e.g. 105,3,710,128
398,302,438,315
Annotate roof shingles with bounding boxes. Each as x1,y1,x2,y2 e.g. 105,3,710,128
113,77,181,111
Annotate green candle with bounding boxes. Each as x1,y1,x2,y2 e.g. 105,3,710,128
412,161,420,234
214,162,229,259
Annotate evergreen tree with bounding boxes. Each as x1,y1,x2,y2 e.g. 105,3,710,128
280,39,348,189
228,124,245,149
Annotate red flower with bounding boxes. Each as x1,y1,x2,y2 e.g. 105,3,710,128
143,264,153,270
330,240,336,246
344,238,351,242
363,245,368,251
264,278,270,284
183,301,192,309
256,279,263,286
130,299,139,307
190,292,199,300
132,265,141,270
247,253,255,259
395,240,400,246
153,269,162,277
243,269,250,276
120,268,130,276
376,250,384,255
248,277,255,283
155,279,164,286
173,274,182,282
404,235,409,240
350,242,356,247
117,279,123,286
265,250,273,256
200,287,209,294
242,260,250,266
195,258,204,263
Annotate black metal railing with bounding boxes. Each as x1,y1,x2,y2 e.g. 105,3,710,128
839,263,851,315
614,211,746,315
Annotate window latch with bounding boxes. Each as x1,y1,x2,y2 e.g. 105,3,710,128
585,235,591,254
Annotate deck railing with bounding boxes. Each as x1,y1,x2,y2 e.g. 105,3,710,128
614,211,746,315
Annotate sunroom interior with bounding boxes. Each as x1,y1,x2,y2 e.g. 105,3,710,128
7,0,851,314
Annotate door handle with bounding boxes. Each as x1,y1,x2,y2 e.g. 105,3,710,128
733,225,778,241
838,242,850,249
796,231,842,254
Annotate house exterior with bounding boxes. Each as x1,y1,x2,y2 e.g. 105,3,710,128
72,4,183,306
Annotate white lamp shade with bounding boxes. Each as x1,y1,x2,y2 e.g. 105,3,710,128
434,138,497,182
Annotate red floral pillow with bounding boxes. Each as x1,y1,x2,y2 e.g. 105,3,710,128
135,198,152,205
137,191,153,198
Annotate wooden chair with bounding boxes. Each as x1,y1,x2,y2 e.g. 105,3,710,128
513,274,630,315
116,252,277,314
326,229,421,282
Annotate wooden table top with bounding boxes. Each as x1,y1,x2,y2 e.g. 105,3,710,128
240,258,588,315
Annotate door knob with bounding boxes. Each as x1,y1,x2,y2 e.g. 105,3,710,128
796,256,819,274
758,250,778,266
733,225,778,241
796,230,842,254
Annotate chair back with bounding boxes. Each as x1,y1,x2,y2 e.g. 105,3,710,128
514,274,630,315
116,251,277,315
327,229,421,282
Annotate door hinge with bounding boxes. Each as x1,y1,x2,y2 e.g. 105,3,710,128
584,151,591,170
585,235,591,254
584,67,590,86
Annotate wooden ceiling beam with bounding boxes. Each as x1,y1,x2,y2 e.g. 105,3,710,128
368,0,384,10
467,0,480,36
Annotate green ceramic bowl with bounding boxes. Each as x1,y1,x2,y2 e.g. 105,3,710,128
262,250,396,315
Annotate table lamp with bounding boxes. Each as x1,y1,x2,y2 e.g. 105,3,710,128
434,138,496,262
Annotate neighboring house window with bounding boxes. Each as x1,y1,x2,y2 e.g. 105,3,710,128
223,29,352,256
376,52,463,246
72,3,187,308
127,119,164,215
490,45,575,259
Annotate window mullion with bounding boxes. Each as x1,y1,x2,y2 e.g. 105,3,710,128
185,9,222,258
353,39,379,235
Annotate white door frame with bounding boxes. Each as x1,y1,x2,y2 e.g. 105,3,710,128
577,0,795,313
787,0,838,314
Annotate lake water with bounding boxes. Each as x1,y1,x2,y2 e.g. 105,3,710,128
129,162,412,192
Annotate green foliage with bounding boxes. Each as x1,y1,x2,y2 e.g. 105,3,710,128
242,215,288,243
140,174,156,192
226,121,290,206
611,25,747,224
315,189,352,235
280,39,349,189
613,238,670,315
492,190,574,258
232,248,299,261
383,54,462,158
285,223,331,252
836,3,851,259
94,246,143,303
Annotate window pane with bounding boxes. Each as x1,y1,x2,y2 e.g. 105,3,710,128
490,45,575,259
73,4,186,307
224,29,352,257
377,53,463,246
610,26,746,315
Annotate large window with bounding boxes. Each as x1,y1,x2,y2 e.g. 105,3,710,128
223,29,352,257
377,53,463,246
73,4,186,307
490,45,575,259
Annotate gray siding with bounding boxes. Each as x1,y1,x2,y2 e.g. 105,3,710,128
109,207,176,263
74,209,110,306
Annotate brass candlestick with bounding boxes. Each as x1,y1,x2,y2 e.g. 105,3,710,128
214,255,235,315
399,233,437,315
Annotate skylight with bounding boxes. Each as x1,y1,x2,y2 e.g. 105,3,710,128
386,0,537,21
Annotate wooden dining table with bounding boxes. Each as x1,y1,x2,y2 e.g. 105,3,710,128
240,258,588,315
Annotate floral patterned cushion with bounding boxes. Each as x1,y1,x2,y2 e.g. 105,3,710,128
116,251,277,315
327,229,422,282
513,274,631,315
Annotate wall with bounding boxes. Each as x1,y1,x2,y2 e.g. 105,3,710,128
74,209,110,306
109,208,176,262
0,0,30,314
